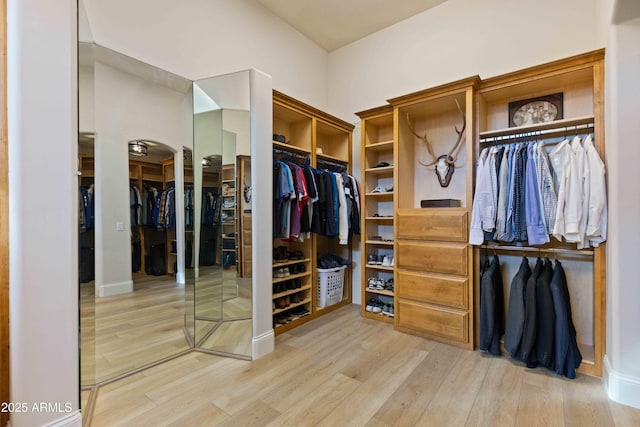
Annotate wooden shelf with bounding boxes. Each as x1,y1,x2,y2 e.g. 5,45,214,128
222,248,236,252
365,265,394,272
272,258,311,267
272,271,312,284
365,192,394,198
365,288,394,297
272,298,312,315
316,152,348,163
362,311,394,324
364,140,394,151
365,240,394,246
273,140,311,155
365,166,394,174
273,284,312,300
365,216,393,221
273,314,313,334
479,115,594,140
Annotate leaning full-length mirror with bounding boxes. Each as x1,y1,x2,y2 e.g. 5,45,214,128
78,42,193,388
192,72,253,357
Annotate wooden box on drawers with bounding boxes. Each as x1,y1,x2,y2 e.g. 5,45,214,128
396,209,467,242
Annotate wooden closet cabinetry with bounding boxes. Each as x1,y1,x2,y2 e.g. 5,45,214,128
389,78,478,349
476,50,606,376
357,105,395,324
272,91,354,334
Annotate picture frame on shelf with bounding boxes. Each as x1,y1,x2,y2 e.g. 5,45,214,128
508,93,563,127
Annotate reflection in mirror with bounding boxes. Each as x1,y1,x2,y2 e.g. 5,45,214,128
184,148,195,346
79,132,95,388
193,72,252,357
78,42,193,388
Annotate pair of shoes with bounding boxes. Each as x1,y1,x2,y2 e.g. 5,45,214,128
291,306,310,317
365,298,385,314
367,254,377,265
382,255,394,267
383,301,395,317
290,293,302,304
385,278,394,292
273,246,288,263
374,161,391,168
287,278,302,289
288,250,304,260
290,263,306,274
273,267,290,278
317,253,350,269
371,185,392,194
368,277,386,290
275,296,291,309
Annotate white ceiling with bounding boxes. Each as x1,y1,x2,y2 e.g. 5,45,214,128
254,0,448,52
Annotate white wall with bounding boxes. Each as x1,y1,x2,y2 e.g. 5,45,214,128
93,61,191,296
82,0,329,110
328,0,603,305
327,0,602,120
603,9,640,408
7,0,81,425
223,110,251,157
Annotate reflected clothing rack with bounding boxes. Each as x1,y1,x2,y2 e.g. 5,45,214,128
316,157,347,172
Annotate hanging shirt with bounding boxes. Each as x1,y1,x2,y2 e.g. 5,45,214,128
549,139,571,242
564,136,588,247
469,147,497,244
535,141,558,235
584,135,607,246
334,173,349,245
525,144,548,245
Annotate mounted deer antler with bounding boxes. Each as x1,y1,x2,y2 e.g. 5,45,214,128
405,99,466,187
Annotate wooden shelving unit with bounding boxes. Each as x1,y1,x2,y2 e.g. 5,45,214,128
356,104,396,324
271,90,354,333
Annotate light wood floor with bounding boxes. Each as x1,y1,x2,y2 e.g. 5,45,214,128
86,305,640,427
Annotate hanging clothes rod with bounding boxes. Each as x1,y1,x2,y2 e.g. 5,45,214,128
273,147,310,162
480,122,594,144
480,244,594,256
316,158,347,171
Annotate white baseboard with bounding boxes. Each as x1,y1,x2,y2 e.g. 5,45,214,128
176,271,185,285
45,411,82,427
252,329,275,360
604,355,640,409
97,280,133,298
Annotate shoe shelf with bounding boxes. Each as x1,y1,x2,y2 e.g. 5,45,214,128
358,104,396,326
365,240,394,246
365,265,394,272
272,258,311,267
365,288,394,297
272,271,311,283
273,284,312,299
316,152,347,163
365,166,394,175
272,298,312,315
365,216,393,222
362,311,394,324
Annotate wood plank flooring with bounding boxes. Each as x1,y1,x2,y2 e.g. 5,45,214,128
87,305,640,427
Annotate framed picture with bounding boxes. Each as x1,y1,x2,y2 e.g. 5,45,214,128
508,93,563,127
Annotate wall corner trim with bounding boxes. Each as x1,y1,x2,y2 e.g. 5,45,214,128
44,411,82,427
604,355,640,409
252,329,275,360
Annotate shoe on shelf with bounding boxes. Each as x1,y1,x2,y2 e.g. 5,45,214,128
368,277,378,290
273,268,285,278
365,298,376,312
367,254,377,265
372,299,384,314
385,278,394,292
371,185,387,193
376,255,384,265
382,255,392,267
389,255,394,267
375,279,385,291
283,267,290,277
383,302,395,317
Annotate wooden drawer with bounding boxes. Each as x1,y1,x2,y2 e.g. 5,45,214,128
397,269,468,309
397,241,468,276
396,209,468,242
397,299,468,343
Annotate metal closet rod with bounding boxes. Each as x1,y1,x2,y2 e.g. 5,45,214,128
273,147,309,161
317,158,347,171
479,244,594,256
480,122,594,144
